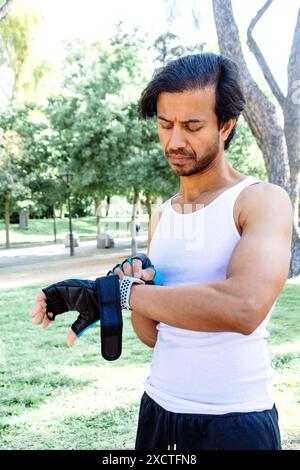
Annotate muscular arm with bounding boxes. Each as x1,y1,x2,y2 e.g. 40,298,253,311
130,207,163,347
130,184,293,335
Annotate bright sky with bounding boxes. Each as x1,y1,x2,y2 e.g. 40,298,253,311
11,0,300,94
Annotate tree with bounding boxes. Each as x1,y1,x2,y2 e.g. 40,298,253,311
0,104,53,247
0,0,48,247
0,0,40,102
152,32,204,66
0,0,12,21
162,0,299,276
227,117,267,181
47,28,150,248
212,0,300,276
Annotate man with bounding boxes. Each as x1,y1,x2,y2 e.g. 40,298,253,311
31,53,293,450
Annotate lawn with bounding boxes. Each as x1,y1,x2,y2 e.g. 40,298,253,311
0,278,299,450
0,215,149,248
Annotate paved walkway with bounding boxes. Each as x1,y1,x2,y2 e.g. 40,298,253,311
0,236,147,290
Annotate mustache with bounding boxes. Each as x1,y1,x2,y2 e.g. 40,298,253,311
166,149,195,159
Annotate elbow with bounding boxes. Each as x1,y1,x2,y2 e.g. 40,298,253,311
235,297,264,336
142,338,156,348
240,323,256,336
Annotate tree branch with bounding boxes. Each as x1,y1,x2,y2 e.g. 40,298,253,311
247,0,285,108
0,0,13,20
287,7,300,101
212,0,290,188
283,7,300,197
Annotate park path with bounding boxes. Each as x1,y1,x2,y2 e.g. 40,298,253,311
0,236,147,289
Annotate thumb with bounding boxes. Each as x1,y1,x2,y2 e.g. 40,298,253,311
66,329,77,347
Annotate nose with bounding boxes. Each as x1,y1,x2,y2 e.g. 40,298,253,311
168,125,186,150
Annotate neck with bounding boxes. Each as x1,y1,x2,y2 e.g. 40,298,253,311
178,153,244,202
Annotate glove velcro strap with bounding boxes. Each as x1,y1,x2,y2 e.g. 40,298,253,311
95,275,123,362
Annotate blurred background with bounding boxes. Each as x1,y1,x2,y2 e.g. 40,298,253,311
0,0,299,450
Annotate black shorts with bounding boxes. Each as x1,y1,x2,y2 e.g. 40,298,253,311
135,392,281,450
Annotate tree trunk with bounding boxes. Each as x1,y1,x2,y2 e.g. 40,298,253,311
53,203,57,243
212,0,300,276
95,198,102,248
131,189,139,256
59,204,64,219
4,193,10,249
105,195,111,217
290,226,300,277
145,191,152,221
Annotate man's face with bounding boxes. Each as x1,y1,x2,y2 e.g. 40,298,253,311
156,87,222,176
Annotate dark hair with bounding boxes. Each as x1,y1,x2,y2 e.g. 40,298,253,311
139,52,245,150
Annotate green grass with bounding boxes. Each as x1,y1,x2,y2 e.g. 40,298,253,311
0,279,299,449
267,279,300,449
0,216,149,248
0,284,153,450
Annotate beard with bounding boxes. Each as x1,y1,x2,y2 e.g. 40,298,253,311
165,135,220,177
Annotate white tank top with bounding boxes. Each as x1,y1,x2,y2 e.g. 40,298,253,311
145,176,276,414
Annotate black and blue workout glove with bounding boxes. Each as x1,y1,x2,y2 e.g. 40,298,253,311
42,253,163,361
107,252,163,286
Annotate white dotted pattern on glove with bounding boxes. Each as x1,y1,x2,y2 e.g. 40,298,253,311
119,275,145,310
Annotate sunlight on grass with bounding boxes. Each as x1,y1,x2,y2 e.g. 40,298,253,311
0,215,149,248
0,279,299,449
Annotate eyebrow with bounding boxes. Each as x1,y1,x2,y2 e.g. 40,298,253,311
157,115,206,124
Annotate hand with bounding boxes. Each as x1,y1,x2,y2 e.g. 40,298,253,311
29,279,99,347
29,291,78,347
113,257,156,283
108,253,163,285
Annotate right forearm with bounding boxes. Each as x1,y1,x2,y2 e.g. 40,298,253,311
131,311,158,348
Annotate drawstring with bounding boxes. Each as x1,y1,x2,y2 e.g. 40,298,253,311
167,411,177,450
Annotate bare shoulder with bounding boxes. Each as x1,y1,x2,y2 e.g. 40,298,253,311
147,201,167,255
238,181,293,231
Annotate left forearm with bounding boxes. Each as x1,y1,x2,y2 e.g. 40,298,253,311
130,279,253,334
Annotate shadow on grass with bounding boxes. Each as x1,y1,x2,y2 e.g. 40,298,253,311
0,403,140,450
0,370,92,419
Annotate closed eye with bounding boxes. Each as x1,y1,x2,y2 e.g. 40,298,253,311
186,127,202,132
159,124,203,132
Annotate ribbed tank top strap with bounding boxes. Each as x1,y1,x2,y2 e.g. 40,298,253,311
224,176,261,205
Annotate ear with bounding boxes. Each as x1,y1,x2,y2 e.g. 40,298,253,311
220,119,236,145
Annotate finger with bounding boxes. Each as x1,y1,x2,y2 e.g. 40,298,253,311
29,304,40,317
132,259,143,278
38,300,47,311
141,268,156,282
36,291,46,302
32,309,45,325
114,267,124,279
122,261,133,276
41,316,51,330
66,329,77,347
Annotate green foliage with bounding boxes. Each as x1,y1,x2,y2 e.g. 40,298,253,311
227,117,267,180
151,32,205,66
0,103,62,217
117,102,178,203
0,16,269,223
47,27,157,207
0,0,40,101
